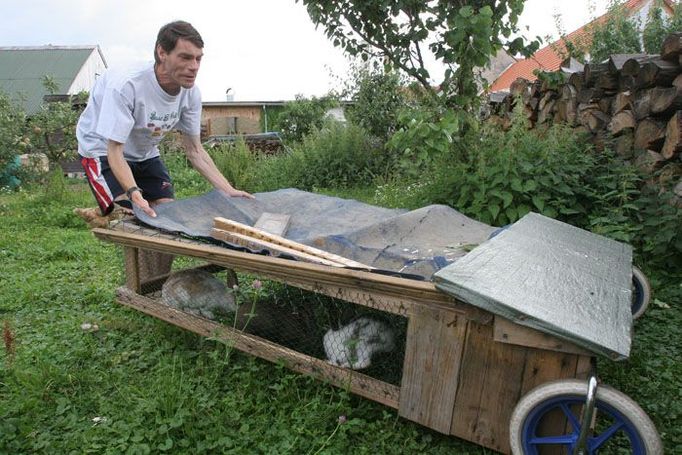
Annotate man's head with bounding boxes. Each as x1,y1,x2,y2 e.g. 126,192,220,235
154,21,204,93
154,21,204,65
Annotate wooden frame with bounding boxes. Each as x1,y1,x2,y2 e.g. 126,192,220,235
93,223,592,454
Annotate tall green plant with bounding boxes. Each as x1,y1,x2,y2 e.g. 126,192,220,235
427,109,607,226
207,139,261,192
343,62,408,141
0,91,27,188
276,95,338,143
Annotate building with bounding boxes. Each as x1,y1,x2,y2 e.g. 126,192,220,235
489,0,676,93
0,45,107,114
202,101,349,136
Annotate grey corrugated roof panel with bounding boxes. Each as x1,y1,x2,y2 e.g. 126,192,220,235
0,46,96,113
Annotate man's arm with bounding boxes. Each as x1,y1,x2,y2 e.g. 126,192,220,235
181,134,254,198
107,140,157,217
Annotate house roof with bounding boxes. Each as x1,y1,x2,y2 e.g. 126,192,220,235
0,45,106,113
489,0,675,92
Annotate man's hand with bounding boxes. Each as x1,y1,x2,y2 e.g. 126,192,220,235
130,190,157,217
222,188,255,199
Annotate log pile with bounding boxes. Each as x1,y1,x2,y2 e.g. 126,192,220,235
488,32,682,201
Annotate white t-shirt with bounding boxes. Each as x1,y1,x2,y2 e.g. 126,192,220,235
77,64,201,161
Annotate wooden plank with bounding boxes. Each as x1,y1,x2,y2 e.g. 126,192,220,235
253,212,290,236
493,317,592,356
214,217,372,269
115,287,400,408
123,246,141,293
92,228,492,323
399,305,466,433
211,228,345,267
451,321,527,454
213,217,373,269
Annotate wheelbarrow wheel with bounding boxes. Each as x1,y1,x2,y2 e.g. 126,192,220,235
509,379,662,455
632,266,651,320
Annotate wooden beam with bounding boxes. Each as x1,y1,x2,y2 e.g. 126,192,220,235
493,317,591,356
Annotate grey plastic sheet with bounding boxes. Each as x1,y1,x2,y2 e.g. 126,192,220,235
433,212,634,360
133,188,496,279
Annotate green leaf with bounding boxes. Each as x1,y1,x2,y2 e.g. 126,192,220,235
532,195,545,211
488,204,500,220
523,180,537,192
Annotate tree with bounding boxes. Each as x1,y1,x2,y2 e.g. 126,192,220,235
588,1,642,63
275,95,338,143
342,62,408,140
643,1,682,54
297,0,538,110
558,0,682,64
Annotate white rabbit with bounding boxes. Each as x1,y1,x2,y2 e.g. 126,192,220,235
161,269,236,320
323,317,395,370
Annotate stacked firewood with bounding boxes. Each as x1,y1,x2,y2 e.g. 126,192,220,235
488,32,682,197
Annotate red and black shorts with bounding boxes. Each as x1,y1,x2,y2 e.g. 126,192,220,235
80,155,174,215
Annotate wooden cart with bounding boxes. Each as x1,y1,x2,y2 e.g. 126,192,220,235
92,220,652,454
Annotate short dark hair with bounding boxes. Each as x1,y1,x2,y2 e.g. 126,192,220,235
154,21,204,64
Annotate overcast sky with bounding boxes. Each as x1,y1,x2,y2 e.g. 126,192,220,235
1,0,610,101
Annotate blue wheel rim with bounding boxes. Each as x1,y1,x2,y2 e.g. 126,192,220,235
632,275,645,316
521,394,647,454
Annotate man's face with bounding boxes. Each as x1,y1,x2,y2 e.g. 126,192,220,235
157,38,203,89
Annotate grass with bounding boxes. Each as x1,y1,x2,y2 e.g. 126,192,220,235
1,173,681,454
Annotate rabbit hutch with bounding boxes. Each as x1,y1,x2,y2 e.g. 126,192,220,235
92,190,662,454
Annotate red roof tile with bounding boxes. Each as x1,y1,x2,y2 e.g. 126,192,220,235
489,0,675,92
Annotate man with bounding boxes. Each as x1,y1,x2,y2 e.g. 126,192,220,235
77,20,253,218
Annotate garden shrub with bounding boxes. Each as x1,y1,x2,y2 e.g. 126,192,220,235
425,115,624,228
275,95,338,143
0,91,27,189
285,121,389,190
343,63,407,141
207,138,262,192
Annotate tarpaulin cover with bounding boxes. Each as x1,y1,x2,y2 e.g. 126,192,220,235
433,212,634,360
133,188,496,279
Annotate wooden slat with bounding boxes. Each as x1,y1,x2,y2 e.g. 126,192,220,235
115,287,400,408
211,228,345,267
92,228,491,323
253,212,290,236
493,317,592,356
451,321,527,454
214,217,372,269
399,305,466,433
123,247,141,293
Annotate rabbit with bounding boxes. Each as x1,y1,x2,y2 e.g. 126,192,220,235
323,317,395,370
161,269,236,320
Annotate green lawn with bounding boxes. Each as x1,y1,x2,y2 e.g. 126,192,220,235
1,180,680,454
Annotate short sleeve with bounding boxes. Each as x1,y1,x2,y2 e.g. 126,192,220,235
176,86,202,136
95,83,135,143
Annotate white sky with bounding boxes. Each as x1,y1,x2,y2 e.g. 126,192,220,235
0,0,610,101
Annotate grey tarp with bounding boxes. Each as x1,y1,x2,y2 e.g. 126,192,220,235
133,188,496,279
433,213,634,360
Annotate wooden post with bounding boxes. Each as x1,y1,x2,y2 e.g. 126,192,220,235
399,305,466,434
